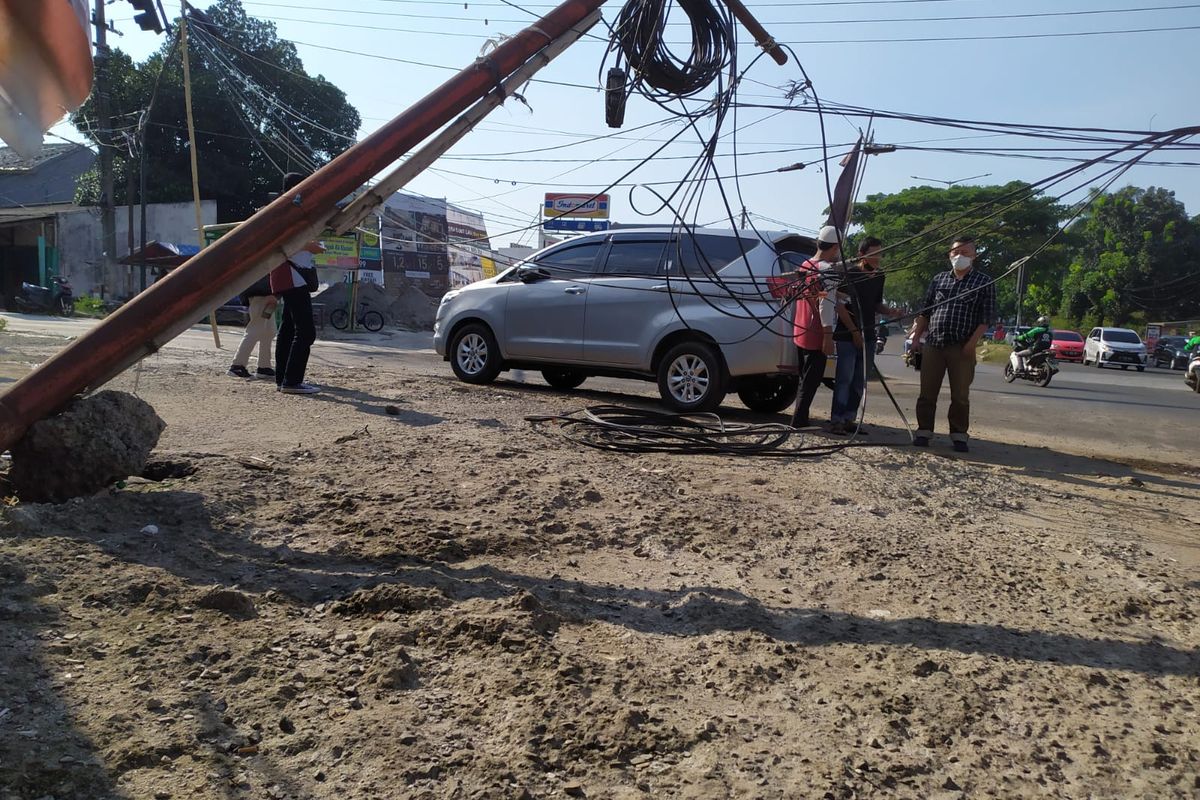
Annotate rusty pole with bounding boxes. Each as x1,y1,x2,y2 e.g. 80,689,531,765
724,0,787,65
0,0,605,452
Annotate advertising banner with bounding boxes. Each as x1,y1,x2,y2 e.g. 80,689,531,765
314,235,358,269
381,194,450,295
544,193,610,219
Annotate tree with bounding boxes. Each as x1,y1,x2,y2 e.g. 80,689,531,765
72,0,361,222
1060,186,1200,327
852,182,1069,319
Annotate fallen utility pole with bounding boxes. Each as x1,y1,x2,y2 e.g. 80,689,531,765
0,0,790,455
0,0,605,452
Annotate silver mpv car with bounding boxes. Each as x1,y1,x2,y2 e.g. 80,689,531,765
433,228,818,412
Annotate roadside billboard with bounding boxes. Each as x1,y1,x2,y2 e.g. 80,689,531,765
544,193,609,219
380,193,450,295
447,206,491,288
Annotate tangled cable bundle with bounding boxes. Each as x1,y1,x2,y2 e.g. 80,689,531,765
608,0,736,100
526,405,881,457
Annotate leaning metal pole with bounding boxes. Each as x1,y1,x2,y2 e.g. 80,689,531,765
0,0,605,453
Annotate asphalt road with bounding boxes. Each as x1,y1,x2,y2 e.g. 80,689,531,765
870,340,1198,464
3,313,1196,463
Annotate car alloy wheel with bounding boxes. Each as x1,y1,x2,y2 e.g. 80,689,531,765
668,354,710,404
457,333,488,375
449,322,503,384
656,340,726,412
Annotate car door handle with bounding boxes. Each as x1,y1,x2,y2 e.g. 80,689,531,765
563,286,586,295
650,284,670,291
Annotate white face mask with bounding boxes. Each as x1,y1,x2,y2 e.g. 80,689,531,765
950,254,973,271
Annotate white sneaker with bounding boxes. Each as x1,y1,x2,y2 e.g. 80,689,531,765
279,382,320,395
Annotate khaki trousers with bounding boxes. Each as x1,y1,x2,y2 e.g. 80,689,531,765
916,343,976,442
232,295,275,369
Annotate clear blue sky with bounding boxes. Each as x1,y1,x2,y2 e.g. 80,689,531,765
55,0,1200,246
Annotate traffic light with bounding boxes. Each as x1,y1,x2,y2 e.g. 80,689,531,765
128,0,164,34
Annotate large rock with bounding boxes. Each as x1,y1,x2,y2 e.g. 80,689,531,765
9,390,166,503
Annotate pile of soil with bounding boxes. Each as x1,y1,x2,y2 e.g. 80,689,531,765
0,342,1198,799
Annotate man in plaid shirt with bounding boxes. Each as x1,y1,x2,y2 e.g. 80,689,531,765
908,236,995,452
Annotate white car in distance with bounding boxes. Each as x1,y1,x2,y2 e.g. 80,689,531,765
1082,327,1147,371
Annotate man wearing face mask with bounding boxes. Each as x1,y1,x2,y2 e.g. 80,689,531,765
908,236,995,452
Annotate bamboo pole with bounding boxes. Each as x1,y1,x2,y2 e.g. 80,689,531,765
180,10,221,348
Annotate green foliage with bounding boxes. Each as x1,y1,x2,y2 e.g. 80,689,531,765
853,182,1069,318
72,0,360,222
73,296,108,317
1059,186,1200,328
0,317,7,332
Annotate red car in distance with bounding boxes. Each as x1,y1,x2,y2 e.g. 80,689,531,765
1050,329,1085,363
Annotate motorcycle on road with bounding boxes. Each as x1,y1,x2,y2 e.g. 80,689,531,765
1186,353,1200,393
1004,349,1059,387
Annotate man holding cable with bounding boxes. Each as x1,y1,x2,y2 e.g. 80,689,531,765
908,235,995,452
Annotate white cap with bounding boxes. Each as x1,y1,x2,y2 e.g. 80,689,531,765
816,225,841,246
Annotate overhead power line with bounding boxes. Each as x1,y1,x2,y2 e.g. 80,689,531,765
241,1,1200,27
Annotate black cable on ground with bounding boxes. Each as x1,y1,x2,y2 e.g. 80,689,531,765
525,405,888,457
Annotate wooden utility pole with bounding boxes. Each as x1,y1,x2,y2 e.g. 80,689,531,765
180,9,221,347
92,0,117,297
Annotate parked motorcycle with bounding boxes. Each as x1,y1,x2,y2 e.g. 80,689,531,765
13,276,74,316
1004,349,1059,387
1186,354,1200,393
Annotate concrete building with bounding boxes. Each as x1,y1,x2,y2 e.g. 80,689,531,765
0,200,217,304
0,143,94,207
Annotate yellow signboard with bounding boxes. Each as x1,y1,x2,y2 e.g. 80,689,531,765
314,235,359,268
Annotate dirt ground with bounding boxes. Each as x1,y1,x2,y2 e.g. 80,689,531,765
1,329,1198,799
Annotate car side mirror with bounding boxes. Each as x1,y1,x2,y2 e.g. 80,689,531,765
517,265,550,283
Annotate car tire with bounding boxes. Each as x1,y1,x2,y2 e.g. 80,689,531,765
657,340,726,412
449,322,503,385
541,368,586,390
737,375,799,414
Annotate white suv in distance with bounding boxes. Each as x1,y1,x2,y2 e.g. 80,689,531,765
1082,327,1147,371
433,228,818,413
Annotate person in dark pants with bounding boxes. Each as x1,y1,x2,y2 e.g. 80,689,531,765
828,237,899,434
271,172,323,395
789,225,843,427
908,235,996,452
275,284,317,393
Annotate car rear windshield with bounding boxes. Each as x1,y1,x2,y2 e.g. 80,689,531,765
1159,337,1186,346
1053,331,1083,342
666,234,760,275
1102,330,1141,344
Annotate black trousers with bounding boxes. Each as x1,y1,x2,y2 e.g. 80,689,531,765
275,288,315,387
792,346,827,425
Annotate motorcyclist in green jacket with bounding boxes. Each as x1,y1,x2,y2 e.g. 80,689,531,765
1010,316,1053,375
1184,330,1200,352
